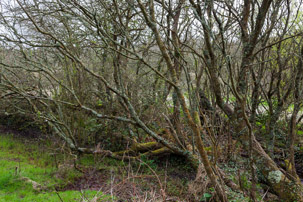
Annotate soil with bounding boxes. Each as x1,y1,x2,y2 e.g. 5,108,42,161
58,167,161,201
59,168,109,191
154,154,196,181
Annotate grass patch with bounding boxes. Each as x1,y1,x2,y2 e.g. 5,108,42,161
0,133,112,202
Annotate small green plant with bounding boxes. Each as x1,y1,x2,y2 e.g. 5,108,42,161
200,192,212,201
140,155,157,171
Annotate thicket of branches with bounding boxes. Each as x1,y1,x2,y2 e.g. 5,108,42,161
1,0,303,201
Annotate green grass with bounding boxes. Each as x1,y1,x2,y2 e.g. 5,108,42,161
0,134,112,202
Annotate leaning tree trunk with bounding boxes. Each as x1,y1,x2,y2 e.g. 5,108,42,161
252,136,303,201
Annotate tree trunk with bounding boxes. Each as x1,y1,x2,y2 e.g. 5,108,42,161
252,136,303,201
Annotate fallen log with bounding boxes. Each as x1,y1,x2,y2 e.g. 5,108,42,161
114,142,161,156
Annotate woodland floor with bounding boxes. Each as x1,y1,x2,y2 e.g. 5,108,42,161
1,124,302,201
0,125,198,202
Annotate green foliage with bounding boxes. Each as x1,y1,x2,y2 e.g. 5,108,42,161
255,113,270,127
97,99,103,107
84,118,103,134
200,192,212,201
240,174,251,190
0,114,45,135
78,154,125,169
140,155,157,171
